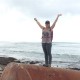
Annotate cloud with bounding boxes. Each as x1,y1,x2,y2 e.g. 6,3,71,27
0,0,80,42
2,0,80,19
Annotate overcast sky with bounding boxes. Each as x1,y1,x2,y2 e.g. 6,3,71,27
0,0,80,42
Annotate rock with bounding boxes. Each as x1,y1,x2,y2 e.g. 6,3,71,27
20,59,42,64
0,57,20,65
1,62,80,80
29,61,40,64
0,65,5,71
69,68,80,70
1,62,32,80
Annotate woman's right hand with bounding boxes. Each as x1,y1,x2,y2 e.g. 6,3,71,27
34,18,44,29
34,18,37,21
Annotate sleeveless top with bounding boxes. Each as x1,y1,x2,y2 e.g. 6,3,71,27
42,28,53,43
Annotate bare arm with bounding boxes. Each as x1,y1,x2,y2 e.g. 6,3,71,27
51,14,62,29
34,18,44,29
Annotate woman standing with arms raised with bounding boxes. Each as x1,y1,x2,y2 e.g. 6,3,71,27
34,14,62,67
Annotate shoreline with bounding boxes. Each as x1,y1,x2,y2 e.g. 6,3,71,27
0,56,80,77
0,56,80,70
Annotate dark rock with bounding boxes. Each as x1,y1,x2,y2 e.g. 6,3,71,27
0,57,20,65
20,60,41,64
30,61,40,64
30,61,36,64
69,68,80,71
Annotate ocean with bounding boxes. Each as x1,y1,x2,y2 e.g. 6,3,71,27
0,42,80,68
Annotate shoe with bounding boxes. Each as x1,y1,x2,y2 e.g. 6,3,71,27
48,64,51,67
43,64,48,67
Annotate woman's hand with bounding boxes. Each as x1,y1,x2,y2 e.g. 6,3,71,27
58,14,62,17
34,18,44,29
34,18,37,21
51,14,62,29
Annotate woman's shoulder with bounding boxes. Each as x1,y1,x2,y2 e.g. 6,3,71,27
43,27,45,29
49,27,53,31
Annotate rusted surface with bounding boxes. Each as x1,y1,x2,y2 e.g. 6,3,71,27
0,63,32,80
25,64,80,80
1,62,80,80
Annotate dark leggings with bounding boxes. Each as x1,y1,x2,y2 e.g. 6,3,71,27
42,43,52,66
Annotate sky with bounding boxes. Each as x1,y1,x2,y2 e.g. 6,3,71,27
0,0,80,42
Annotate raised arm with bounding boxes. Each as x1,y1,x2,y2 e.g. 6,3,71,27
51,14,62,29
34,18,44,29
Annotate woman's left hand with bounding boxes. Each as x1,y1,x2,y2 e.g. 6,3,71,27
58,14,62,17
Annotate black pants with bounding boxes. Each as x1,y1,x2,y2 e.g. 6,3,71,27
42,43,52,66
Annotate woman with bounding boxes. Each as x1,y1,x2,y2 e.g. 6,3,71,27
34,14,62,67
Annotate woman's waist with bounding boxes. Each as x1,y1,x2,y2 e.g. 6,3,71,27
42,38,52,43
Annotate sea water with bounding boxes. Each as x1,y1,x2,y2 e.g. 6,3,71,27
0,42,80,68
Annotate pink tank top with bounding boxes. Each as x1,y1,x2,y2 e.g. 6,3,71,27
42,28,53,43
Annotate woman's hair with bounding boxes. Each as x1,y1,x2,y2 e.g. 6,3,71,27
45,20,50,24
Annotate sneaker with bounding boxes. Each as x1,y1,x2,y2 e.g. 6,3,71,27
43,64,48,67
48,64,51,67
